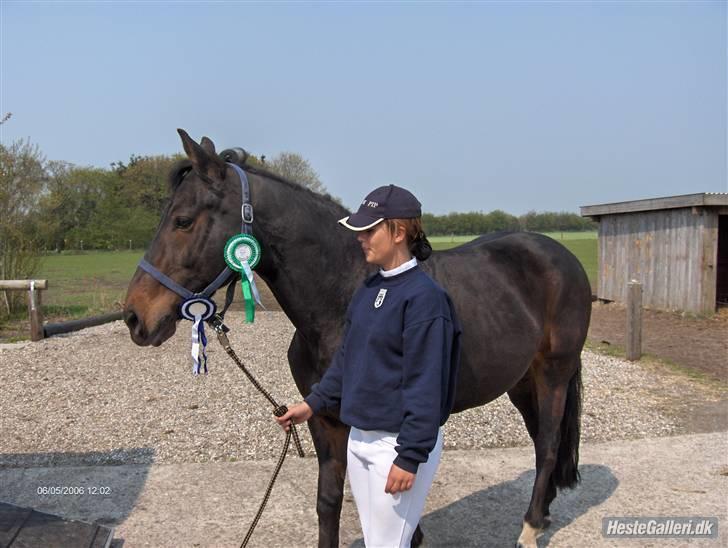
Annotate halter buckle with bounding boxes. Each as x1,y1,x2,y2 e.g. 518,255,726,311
242,203,254,224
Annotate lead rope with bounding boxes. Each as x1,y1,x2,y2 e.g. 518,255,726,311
211,316,305,548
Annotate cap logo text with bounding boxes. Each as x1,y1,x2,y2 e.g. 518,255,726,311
362,200,379,208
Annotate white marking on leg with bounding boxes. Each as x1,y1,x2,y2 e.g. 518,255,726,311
516,520,543,548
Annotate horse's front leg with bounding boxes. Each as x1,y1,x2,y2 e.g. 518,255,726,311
308,413,350,548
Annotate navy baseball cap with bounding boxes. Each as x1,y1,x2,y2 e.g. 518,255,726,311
339,184,422,231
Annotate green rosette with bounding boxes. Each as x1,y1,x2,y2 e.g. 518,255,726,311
224,234,262,323
224,234,261,271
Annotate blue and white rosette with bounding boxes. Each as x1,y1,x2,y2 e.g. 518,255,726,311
180,298,217,375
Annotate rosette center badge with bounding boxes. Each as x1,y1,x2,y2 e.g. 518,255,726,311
225,233,261,270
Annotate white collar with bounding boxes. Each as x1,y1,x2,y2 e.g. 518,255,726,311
380,257,418,278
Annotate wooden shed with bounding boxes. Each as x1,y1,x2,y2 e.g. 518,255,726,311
581,193,728,314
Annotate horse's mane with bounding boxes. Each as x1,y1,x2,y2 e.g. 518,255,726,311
167,159,348,217
168,159,193,191
242,163,348,215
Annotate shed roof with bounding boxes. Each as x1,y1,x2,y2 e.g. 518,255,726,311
580,192,728,217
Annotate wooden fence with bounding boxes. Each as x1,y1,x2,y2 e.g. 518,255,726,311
1,280,123,341
0,280,47,341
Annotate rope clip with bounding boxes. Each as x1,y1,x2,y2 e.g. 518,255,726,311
210,314,229,333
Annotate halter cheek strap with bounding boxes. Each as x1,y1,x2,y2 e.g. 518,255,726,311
230,162,254,235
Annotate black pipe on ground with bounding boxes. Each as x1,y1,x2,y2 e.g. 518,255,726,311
43,311,124,338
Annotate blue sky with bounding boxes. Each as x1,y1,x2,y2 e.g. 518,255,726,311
1,1,725,215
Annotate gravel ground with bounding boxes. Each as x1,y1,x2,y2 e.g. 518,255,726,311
0,311,721,468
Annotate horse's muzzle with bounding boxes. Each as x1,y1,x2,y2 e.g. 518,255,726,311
124,306,176,347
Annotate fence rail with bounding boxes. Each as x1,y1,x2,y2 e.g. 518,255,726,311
43,312,123,338
0,280,48,290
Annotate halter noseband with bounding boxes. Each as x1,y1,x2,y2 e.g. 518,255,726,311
137,162,256,373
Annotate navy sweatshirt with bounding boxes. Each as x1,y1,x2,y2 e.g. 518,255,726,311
304,263,462,474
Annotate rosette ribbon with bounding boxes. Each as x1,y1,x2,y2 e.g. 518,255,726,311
240,261,265,322
224,233,264,323
180,298,217,375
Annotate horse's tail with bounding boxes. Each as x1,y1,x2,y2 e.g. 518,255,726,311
553,357,582,489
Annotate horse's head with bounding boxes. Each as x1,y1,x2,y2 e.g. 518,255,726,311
124,129,245,346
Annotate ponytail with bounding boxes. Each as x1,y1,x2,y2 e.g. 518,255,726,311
410,230,432,261
385,218,433,262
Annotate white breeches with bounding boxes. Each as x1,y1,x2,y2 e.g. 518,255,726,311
346,426,444,548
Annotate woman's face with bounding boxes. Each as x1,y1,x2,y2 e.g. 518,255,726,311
356,221,405,267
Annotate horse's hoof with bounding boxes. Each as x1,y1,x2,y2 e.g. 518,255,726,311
516,520,543,548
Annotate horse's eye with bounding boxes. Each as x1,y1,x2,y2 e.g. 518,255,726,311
174,217,194,230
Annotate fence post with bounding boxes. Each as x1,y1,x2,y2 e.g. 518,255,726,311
28,280,44,341
626,280,642,361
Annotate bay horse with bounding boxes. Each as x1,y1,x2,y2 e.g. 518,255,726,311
124,130,592,548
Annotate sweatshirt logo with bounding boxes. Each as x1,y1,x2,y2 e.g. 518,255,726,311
374,288,387,309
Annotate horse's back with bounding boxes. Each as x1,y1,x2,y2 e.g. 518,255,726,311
422,232,592,410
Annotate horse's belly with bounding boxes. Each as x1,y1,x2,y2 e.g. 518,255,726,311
451,320,541,412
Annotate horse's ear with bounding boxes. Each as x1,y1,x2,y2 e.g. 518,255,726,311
200,136,216,156
177,129,226,180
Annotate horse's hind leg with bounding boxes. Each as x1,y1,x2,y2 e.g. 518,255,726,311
508,373,558,527
508,372,552,525
511,352,582,548
308,415,349,548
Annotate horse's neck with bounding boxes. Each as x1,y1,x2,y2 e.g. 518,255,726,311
251,177,369,341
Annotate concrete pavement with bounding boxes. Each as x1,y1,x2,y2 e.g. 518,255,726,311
1,432,726,547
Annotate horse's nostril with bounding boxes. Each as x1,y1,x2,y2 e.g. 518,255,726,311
124,308,147,340
123,306,155,345
124,309,138,329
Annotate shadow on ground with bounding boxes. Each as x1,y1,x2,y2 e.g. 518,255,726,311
0,448,153,534
349,464,618,547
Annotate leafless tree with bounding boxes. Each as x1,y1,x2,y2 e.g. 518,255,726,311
0,138,44,315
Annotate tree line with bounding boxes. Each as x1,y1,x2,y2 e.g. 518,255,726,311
422,209,594,236
1,137,595,280
2,140,594,255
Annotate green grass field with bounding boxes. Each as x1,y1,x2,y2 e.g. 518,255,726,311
0,251,145,340
430,231,597,244
39,232,596,311
1,232,596,340
37,251,144,316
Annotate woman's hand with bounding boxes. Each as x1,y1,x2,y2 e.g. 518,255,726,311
385,464,416,494
274,402,313,431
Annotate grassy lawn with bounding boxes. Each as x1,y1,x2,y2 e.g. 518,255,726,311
1,233,596,341
430,231,596,245
1,251,144,341
428,235,481,246
37,250,144,316
36,233,597,310
560,238,597,287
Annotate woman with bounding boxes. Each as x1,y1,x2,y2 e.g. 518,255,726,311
276,184,462,548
